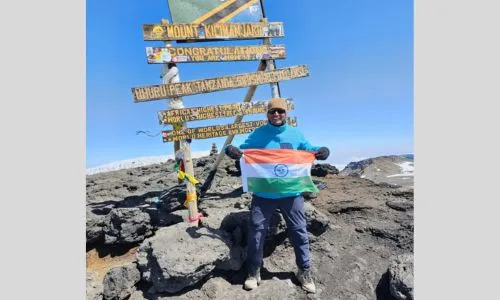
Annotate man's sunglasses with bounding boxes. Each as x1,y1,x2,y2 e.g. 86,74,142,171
268,109,286,114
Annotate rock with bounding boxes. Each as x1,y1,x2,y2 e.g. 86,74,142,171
200,276,232,299
87,153,415,300
158,185,187,212
216,246,247,271
209,143,218,156
86,271,103,300
311,163,339,177
136,222,232,293
143,206,185,227
128,290,146,300
388,253,414,300
302,192,318,199
87,272,103,300
195,156,217,167
102,263,141,300
87,208,106,244
243,278,301,299
391,189,414,199
304,202,330,235
103,208,153,245
328,200,372,214
386,199,413,211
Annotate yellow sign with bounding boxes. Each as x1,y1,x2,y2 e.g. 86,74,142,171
158,99,294,124
142,22,284,41
132,65,309,102
162,117,298,142
146,45,286,63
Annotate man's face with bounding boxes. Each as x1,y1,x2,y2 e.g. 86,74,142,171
267,108,287,125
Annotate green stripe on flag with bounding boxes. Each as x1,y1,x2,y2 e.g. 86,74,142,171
247,176,319,194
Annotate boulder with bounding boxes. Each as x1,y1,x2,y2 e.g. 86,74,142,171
136,222,232,293
102,263,141,300
388,253,414,300
86,271,103,300
103,208,153,245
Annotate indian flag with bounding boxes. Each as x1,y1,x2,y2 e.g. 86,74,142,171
240,149,319,194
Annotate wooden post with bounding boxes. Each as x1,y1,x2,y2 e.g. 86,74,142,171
161,19,184,185
161,19,200,226
182,143,200,226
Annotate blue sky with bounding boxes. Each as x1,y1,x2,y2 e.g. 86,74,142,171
86,0,413,168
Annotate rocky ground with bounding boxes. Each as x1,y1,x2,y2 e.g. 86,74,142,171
86,153,414,300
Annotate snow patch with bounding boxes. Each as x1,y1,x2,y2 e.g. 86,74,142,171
386,161,414,178
86,151,211,175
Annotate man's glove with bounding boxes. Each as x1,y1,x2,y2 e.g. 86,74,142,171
225,145,243,160
315,147,330,160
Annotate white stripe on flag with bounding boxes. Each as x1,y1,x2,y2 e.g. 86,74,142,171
240,160,313,193
240,157,248,192
241,163,312,178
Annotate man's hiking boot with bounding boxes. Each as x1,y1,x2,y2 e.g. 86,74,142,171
297,268,316,293
244,268,261,290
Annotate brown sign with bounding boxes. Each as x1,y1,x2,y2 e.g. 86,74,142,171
162,117,297,142
142,22,284,41
132,65,309,102
146,45,286,64
158,99,294,124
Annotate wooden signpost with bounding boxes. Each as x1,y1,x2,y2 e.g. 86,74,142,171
162,117,297,142
132,65,308,102
132,0,310,225
158,99,294,124
146,44,286,64
142,22,284,41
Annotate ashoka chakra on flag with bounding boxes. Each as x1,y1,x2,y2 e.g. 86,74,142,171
240,149,319,194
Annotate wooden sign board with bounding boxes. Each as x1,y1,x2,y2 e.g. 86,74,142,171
158,99,294,124
146,45,286,64
142,22,284,41
162,117,298,142
167,0,263,24
132,65,308,102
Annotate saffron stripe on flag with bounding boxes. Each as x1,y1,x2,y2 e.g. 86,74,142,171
247,177,319,194
243,149,315,165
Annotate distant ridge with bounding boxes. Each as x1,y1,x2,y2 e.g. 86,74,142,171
340,154,414,188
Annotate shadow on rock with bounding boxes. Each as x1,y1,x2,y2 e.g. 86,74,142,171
375,271,398,300
185,225,232,248
261,267,296,283
88,191,162,214
200,187,244,201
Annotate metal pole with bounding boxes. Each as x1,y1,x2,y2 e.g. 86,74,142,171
260,0,281,98
199,60,267,196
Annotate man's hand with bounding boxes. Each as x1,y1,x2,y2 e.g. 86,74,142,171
315,147,330,160
225,145,243,160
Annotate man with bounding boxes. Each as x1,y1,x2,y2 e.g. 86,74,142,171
225,98,330,293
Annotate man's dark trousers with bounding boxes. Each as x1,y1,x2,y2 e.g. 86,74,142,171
246,194,311,272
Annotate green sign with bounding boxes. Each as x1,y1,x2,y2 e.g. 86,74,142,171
167,0,264,24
